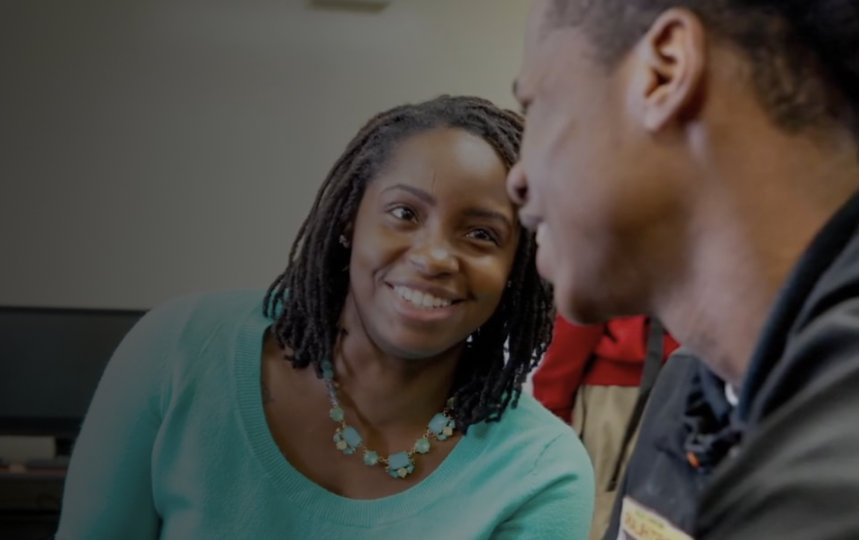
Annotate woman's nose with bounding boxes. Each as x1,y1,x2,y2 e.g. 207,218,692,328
407,244,459,276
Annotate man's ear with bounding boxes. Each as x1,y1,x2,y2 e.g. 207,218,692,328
625,8,707,132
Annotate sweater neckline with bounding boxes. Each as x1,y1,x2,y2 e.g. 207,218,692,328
231,300,486,527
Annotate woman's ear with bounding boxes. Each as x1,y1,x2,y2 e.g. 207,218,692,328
339,222,354,249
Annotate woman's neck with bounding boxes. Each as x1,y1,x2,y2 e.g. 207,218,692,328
333,296,462,435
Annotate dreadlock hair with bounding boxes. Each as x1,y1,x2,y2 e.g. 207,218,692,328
264,95,554,433
549,0,859,141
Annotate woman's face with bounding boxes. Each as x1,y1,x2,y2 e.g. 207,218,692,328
346,127,520,360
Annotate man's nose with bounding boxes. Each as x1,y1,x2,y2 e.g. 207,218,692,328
507,161,529,206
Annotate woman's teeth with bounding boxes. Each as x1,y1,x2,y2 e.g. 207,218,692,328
393,286,453,309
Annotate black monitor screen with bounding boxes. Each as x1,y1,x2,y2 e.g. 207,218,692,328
0,306,146,437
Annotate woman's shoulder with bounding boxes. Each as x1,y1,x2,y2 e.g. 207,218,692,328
109,289,269,404
497,391,579,435
140,289,268,338
148,288,266,318
449,392,592,510
118,289,268,379
469,392,589,470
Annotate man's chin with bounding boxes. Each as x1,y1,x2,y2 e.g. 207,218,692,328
534,247,555,283
555,287,611,326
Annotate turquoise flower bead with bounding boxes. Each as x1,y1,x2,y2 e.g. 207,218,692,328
321,358,334,380
333,426,362,455
429,413,454,441
415,437,431,454
342,426,362,448
387,452,415,479
333,432,349,453
363,450,379,466
329,406,344,422
428,413,448,434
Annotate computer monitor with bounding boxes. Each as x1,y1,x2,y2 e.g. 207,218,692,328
0,306,147,440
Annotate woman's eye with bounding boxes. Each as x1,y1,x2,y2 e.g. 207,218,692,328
468,228,500,245
390,206,417,221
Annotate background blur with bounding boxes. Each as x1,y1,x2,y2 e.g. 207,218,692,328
0,0,529,310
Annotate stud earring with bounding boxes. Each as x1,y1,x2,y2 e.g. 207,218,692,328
339,234,351,249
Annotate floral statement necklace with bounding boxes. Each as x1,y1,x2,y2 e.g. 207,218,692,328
320,357,456,479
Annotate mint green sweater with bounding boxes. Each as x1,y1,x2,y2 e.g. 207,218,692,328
57,290,594,539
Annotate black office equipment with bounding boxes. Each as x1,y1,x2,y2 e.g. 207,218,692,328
0,306,146,441
0,305,146,539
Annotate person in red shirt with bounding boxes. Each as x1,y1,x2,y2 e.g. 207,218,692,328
533,315,679,540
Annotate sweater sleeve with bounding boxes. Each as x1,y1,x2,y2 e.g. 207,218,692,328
532,317,605,422
493,433,596,539
56,296,196,540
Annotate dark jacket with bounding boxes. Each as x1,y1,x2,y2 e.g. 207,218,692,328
602,349,735,539
695,190,859,539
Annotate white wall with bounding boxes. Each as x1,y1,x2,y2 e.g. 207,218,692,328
0,0,530,309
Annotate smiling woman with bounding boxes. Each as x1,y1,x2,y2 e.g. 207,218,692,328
347,128,518,363
56,95,595,539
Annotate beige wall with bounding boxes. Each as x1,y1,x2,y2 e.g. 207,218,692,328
0,0,530,309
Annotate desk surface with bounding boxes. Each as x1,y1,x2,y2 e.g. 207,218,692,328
0,467,65,512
